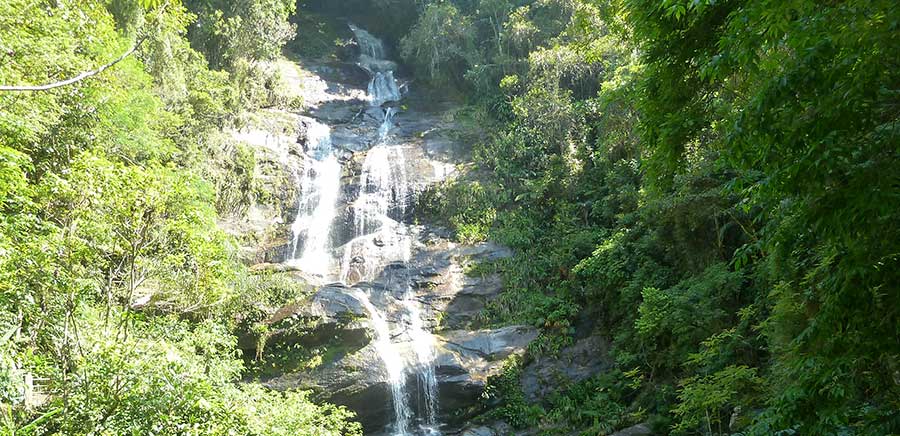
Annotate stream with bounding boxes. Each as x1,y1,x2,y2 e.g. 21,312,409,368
232,22,538,436
285,24,441,436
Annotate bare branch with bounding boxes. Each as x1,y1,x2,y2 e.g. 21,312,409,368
0,38,146,93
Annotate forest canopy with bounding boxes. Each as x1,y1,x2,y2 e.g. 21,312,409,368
0,0,359,434
1,0,898,435
400,0,899,434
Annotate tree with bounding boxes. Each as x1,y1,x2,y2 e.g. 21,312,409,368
0,1,360,434
185,0,297,70
400,2,476,84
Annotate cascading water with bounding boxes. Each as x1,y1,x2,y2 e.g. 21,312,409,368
289,119,341,278
378,107,397,143
344,24,442,436
351,289,413,435
350,23,402,108
340,144,412,285
285,23,441,434
369,71,402,107
401,281,440,429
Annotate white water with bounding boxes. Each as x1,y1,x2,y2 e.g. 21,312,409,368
289,119,341,277
351,289,412,436
341,144,411,284
403,289,439,426
284,24,441,435
379,107,397,143
347,25,442,436
369,70,402,106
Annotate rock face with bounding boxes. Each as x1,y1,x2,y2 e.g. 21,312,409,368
521,335,612,403
221,104,305,264
266,323,537,432
457,424,512,436
227,24,534,435
435,326,538,424
610,423,654,436
268,285,371,348
407,238,513,331
259,236,535,433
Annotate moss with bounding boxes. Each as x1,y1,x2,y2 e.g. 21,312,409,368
244,333,363,380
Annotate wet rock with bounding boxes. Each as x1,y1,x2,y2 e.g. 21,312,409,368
521,335,612,403
358,54,398,73
333,126,370,152
364,106,385,121
308,98,368,124
460,427,494,436
434,326,538,426
262,285,371,351
249,262,302,273
611,423,653,436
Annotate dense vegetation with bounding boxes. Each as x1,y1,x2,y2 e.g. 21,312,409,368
2,0,897,435
0,0,361,434
391,0,898,434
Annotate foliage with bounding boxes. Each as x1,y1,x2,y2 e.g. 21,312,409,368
406,0,899,434
0,0,359,434
672,365,762,435
184,0,296,71
544,370,640,435
400,2,476,86
2,0,898,434
232,384,362,436
481,356,543,429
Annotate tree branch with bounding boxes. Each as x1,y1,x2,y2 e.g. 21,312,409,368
0,37,146,93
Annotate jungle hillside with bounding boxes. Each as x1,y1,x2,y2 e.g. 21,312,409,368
1,1,898,436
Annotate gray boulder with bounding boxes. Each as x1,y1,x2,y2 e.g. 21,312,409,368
435,326,538,426
260,284,371,352
521,335,612,403
611,423,653,436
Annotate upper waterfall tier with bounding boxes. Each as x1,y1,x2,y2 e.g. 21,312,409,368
349,23,387,59
288,118,341,278
350,23,402,106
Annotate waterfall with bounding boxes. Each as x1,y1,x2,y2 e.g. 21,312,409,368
402,285,440,427
341,30,409,284
289,119,340,277
350,23,402,107
283,23,441,435
346,24,442,436
369,71,402,106
378,107,397,143
351,289,413,436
